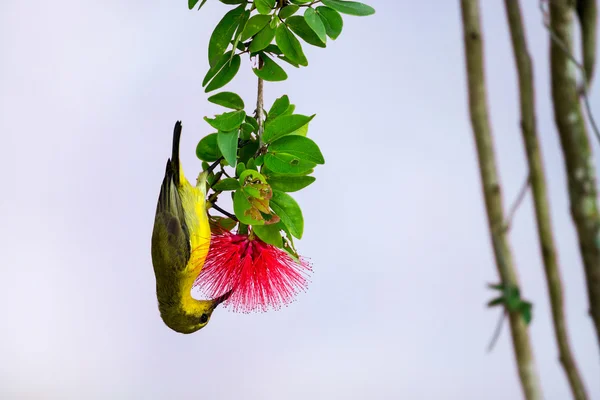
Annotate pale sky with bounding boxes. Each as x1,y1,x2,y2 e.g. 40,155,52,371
2,0,600,399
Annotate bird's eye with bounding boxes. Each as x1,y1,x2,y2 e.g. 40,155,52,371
200,313,209,324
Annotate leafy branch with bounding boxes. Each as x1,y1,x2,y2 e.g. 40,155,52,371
189,0,374,255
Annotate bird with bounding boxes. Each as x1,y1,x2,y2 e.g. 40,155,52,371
151,121,231,334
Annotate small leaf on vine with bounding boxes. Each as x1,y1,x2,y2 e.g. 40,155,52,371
276,24,308,66
217,129,239,167
321,0,375,17
208,91,245,110
268,95,291,121
241,14,271,41
279,4,300,19
249,23,277,53
255,0,276,15
304,8,327,44
253,54,288,82
270,190,304,239
208,4,246,67
196,133,222,162
263,114,314,143
269,135,325,164
205,54,241,92
205,110,246,131
286,16,327,48
316,6,344,40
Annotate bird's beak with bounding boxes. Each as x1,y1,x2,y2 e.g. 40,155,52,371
211,290,233,309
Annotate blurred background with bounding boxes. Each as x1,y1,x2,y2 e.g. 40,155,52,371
1,0,600,398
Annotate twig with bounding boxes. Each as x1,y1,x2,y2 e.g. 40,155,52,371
540,0,600,146
487,311,507,352
211,203,237,221
548,0,600,356
256,57,265,147
460,1,543,398
505,1,589,398
504,174,530,232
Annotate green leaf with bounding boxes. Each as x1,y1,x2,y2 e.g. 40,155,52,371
276,24,308,66
205,54,241,92
264,153,316,175
281,104,296,116
245,116,259,132
249,23,277,53
253,224,283,247
238,140,259,165
234,170,277,225
208,5,246,67
316,6,343,39
240,122,254,140
234,190,264,225
236,162,246,177
204,110,246,131
486,297,504,308
209,215,238,233
255,0,275,14
286,16,326,48
208,91,245,110
519,301,533,325
253,54,288,82
220,0,245,3
289,120,308,136
304,8,327,43
263,114,314,143
262,44,283,55
189,0,208,10
320,0,375,16
290,0,311,3
270,190,304,239
231,10,250,59
279,4,300,19
269,135,325,164
203,51,233,87
246,158,257,170
267,175,315,192
217,129,239,167
196,133,222,162
268,95,290,121
213,177,241,191
241,14,272,41
255,154,264,166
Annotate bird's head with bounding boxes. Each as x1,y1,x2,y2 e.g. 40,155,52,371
161,290,232,334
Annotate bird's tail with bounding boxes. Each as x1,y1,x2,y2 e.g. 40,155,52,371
171,121,183,187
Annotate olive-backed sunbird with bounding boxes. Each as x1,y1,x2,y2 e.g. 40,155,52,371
151,121,230,334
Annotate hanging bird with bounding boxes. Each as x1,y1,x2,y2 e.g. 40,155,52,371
151,121,231,334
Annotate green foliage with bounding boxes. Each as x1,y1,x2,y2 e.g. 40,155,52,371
304,8,327,44
321,0,375,16
316,6,343,39
187,0,374,245
487,283,534,325
208,91,245,110
253,54,288,82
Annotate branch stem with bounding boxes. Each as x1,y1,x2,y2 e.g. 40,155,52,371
460,1,543,398
549,0,600,355
505,1,589,398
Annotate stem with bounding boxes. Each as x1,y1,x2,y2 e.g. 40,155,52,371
549,0,600,354
460,1,543,399
256,56,265,147
211,203,237,221
505,1,589,398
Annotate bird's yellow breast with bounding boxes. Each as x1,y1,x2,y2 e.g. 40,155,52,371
177,174,211,310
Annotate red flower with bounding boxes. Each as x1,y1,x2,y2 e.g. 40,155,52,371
194,232,312,313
